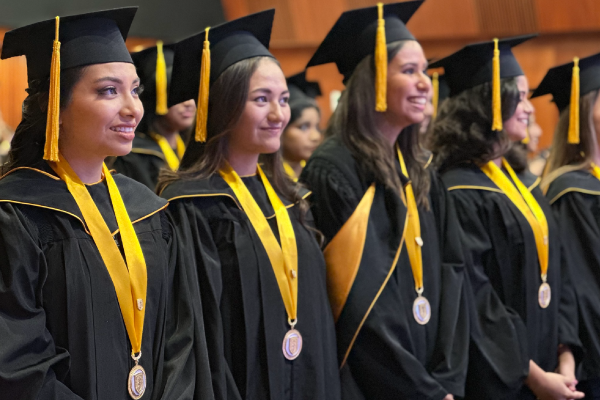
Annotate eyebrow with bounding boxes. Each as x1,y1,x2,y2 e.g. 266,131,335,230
94,77,140,84
251,88,290,95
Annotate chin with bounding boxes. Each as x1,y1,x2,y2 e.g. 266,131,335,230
109,143,134,157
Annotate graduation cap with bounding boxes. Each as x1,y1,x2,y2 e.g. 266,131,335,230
531,53,600,144
306,1,424,112
287,71,322,100
1,7,137,162
429,34,536,131
131,42,176,116
168,9,275,142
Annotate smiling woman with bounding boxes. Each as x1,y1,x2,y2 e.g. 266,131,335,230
157,9,341,400
300,2,469,399
0,8,214,400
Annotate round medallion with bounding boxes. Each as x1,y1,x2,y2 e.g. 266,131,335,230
413,295,431,325
282,329,303,360
538,282,551,309
128,364,147,399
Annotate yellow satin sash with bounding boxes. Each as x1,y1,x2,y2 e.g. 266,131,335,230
396,146,424,293
591,162,600,181
219,163,299,324
481,159,549,281
51,156,147,357
150,132,186,171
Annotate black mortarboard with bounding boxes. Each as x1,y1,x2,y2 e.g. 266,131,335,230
531,52,600,112
169,9,275,142
168,9,274,108
131,42,175,115
1,7,137,84
429,34,536,97
306,1,423,82
287,71,322,100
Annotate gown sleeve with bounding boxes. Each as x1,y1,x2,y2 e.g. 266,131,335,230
428,174,470,396
152,212,216,400
300,157,363,243
165,199,242,400
551,192,592,364
451,190,530,398
0,204,83,400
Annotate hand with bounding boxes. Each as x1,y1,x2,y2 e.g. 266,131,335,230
526,361,584,400
556,346,577,391
442,395,454,400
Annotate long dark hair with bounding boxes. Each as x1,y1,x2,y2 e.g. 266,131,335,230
428,77,520,173
326,40,431,207
541,89,599,190
157,57,308,214
2,66,86,174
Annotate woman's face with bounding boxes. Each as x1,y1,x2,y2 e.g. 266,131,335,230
384,41,431,129
504,75,533,142
160,99,196,132
527,113,542,153
59,62,143,159
281,107,322,162
228,58,290,156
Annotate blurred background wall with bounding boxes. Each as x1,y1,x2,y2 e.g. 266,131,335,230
2,0,600,150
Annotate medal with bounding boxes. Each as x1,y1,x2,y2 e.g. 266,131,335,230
538,277,551,308
397,147,430,325
481,160,550,309
413,291,431,325
221,164,302,361
128,353,146,399
282,325,303,360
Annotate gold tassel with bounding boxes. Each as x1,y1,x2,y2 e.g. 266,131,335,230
432,72,439,119
375,3,387,112
155,41,168,115
568,57,580,144
491,38,503,132
195,27,211,142
522,126,530,144
44,17,61,162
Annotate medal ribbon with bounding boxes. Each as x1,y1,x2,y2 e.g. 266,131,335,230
219,163,299,323
480,159,549,280
590,162,600,181
150,132,185,170
396,146,424,293
51,156,147,356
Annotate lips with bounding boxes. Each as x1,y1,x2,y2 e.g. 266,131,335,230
408,97,427,105
110,126,135,133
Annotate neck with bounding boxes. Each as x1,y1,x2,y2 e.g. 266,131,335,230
492,157,502,167
154,121,179,148
228,150,259,176
376,115,406,146
60,148,104,184
284,158,303,177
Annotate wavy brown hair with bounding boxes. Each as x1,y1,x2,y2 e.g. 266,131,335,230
1,67,86,175
428,78,520,173
326,40,430,207
541,89,599,191
157,57,308,215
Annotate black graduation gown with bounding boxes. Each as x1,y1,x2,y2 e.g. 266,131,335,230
161,173,341,400
300,136,469,400
0,163,214,400
546,169,600,382
109,133,171,190
442,163,581,399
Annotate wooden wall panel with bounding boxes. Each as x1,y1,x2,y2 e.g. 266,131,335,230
474,0,537,36
534,0,600,33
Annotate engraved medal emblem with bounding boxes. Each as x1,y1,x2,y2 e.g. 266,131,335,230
282,329,303,360
413,295,431,325
128,364,146,399
538,282,551,309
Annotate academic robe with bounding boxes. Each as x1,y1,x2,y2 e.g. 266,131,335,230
161,173,341,400
442,163,581,400
0,162,214,400
546,169,600,384
300,136,469,400
109,133,171,190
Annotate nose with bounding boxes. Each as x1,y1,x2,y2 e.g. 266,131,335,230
417,71,431,94
523,98,534,114
121,92,143,121
183,99,196,110
309,127,322,143
268,101,285,123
